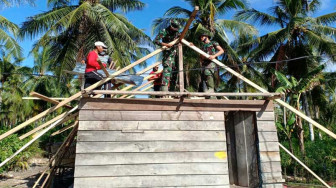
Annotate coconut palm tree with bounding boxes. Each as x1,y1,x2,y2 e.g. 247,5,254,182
235,0,336,70
0,16,22,59
0,54,33,128
19,0,152,78
152,0,257,90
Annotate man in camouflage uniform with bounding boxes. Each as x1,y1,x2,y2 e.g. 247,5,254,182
154,20,181,92
199,33,224,98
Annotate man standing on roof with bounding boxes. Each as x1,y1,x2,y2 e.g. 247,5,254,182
154,19,181,92
84,41,107,89
199,33,224,98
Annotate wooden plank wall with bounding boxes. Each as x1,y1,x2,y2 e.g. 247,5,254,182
74,98,283,188
256,111,285,188
74,99,231,187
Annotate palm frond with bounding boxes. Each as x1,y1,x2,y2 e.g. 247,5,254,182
235,8,279,26
164,6,192,17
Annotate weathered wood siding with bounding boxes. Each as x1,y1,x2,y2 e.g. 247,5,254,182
256,111,284,188
74,98,283,188
75,99,231,187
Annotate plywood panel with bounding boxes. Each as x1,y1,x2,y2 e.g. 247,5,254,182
76,141,227,153
75,152,228,165
79,111,225,121
79,121,225,131
79,98,274,112
75,163,229,177
74,175,230,188
77,131,226,142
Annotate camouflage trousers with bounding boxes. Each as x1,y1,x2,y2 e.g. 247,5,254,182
201,61,215,95
161,50,178,91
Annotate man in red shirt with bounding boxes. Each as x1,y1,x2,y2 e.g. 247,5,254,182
148,65,162,98
84,41,107,89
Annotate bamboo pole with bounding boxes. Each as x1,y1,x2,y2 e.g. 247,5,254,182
181,39,336,139
30,92,72,108
279,143,330,188
0,40,177,141
0,107,78,168
19,110,79,140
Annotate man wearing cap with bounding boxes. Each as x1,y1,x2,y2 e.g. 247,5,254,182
199,33,224,98
154,19,181,92
84,41,108,89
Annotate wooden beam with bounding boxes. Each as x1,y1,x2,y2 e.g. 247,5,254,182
181,39,336,140
0,39,178,141
178,6,199,41
0,106,78,168
79,98,274,112
137,62,161,75
97,61,110,77
178,43,184,92
279,144,330,188
51,121,78,137
19,110,79,140
30,92,72,109
22,97,72,100
93,90,280,97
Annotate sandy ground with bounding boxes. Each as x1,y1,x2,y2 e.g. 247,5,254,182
0,158,48,188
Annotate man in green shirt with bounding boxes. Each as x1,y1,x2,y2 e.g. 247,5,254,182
199,33,224,98
154,20,181,92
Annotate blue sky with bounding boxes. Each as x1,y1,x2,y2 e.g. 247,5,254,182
1,0,335,70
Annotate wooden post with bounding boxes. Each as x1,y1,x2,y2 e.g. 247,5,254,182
98,61,110,77
0,39,177,141
279,144,330,188
178,43,184,92
178,6,199,41
181,39,336,140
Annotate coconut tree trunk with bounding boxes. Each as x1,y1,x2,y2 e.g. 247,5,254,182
302,92,314,141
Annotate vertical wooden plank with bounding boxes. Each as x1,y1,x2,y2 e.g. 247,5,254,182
234,112,259,187
225,112,238,185
178,43,184,92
